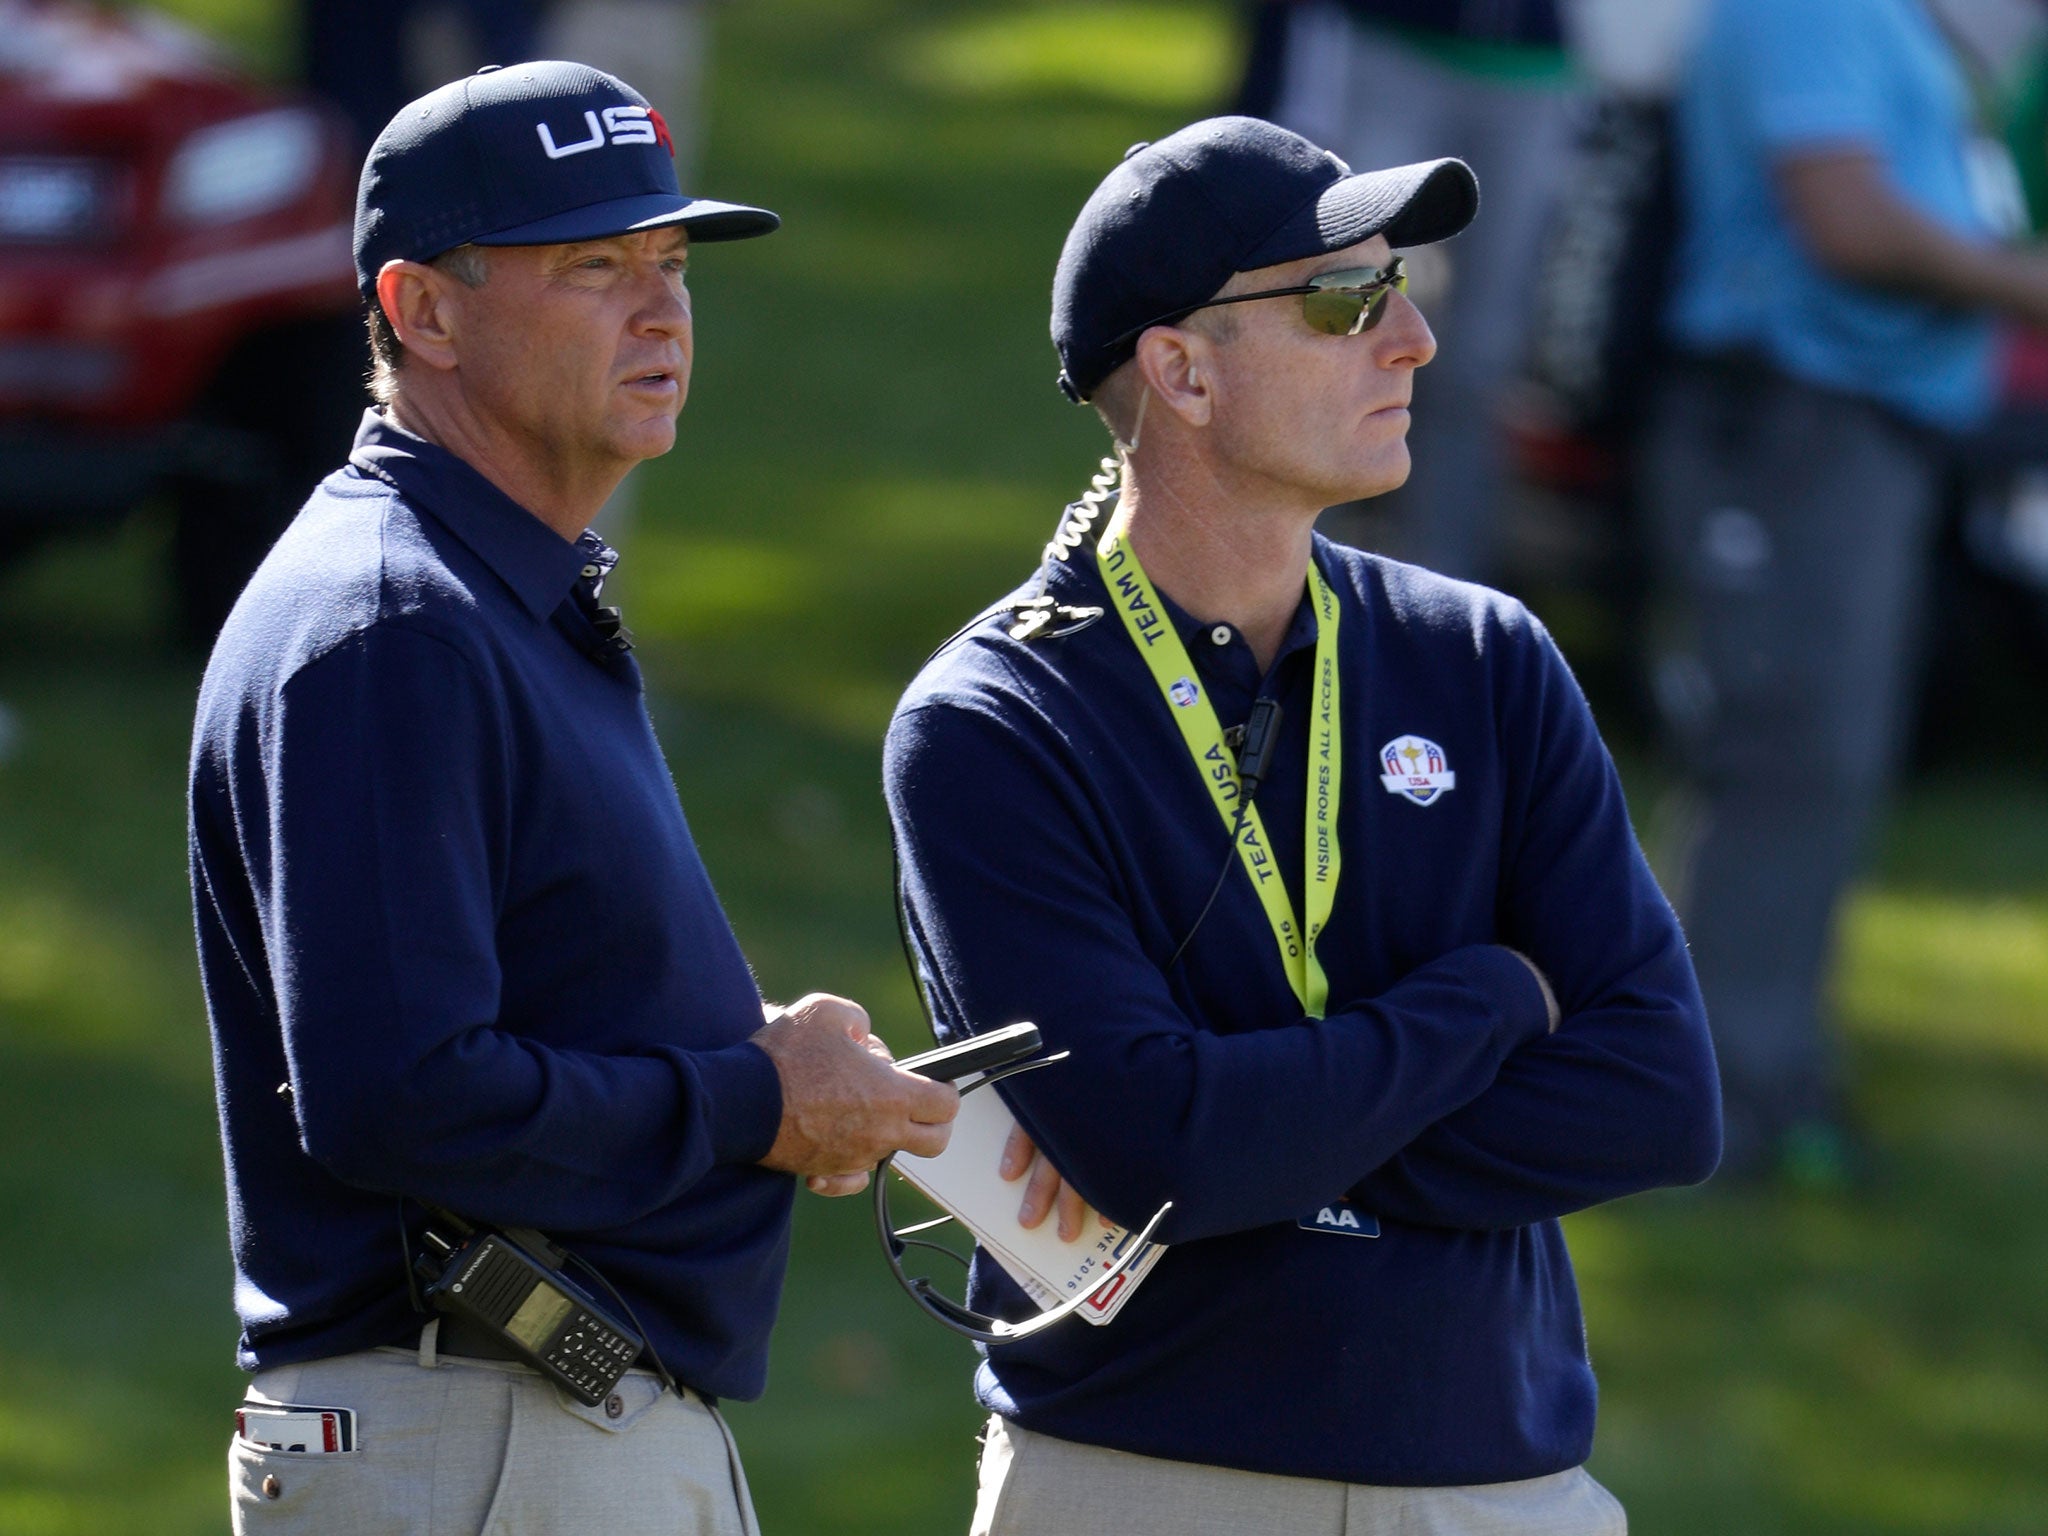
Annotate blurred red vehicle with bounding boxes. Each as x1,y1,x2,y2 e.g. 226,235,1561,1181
0,1,363,642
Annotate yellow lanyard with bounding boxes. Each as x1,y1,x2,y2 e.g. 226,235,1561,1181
1096,522,1342,1017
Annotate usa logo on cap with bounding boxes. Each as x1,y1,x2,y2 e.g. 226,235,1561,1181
1378,734,1455,806
353,60,778,296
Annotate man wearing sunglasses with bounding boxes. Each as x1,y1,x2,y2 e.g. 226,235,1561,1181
886,117,1720,1534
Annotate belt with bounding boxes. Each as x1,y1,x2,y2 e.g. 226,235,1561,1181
430,1314,528,1363
427,1315,655,1379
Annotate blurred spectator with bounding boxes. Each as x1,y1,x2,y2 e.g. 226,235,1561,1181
1259,0,1581,581
1515,0,1707,478
302,2,705,179
1566,0,1710,99
535,0,710,186
2004,14,2048,230
300,0,540,151
1643,0,2048,1185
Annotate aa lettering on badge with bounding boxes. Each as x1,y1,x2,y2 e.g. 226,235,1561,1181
1298,1200,1381,1239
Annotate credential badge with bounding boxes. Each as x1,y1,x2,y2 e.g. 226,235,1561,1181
1378,734,1455,806
1297,1199,1381,1238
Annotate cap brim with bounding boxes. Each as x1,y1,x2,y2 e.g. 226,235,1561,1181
471,191,781,248
1243,157,1477,269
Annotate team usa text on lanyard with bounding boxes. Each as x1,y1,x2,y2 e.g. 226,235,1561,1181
1094,518,1343,1018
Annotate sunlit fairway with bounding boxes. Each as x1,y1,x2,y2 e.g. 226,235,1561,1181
1,2,2043,1532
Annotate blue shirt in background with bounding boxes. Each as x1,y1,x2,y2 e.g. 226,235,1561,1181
190,412,790,1397
1665,0,1996,431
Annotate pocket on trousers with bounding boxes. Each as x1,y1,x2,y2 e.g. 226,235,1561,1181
229,1436,369,1534
549,1370,667,1434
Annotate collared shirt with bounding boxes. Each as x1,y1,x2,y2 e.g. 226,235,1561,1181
190,411,788,1397
885,520,1721,1486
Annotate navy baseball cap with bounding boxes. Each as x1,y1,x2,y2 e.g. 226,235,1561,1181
354,61,779,295
1052,116,1478,401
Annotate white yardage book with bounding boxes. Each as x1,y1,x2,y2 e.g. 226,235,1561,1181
891,1086,1164,1324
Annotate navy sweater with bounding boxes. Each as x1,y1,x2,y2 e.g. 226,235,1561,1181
190,413,789,1397
884,521,1720,1485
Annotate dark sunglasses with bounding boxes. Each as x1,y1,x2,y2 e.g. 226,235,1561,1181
1114,256,1409,348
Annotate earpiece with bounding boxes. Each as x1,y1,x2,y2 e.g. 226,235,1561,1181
1121,386,1151,455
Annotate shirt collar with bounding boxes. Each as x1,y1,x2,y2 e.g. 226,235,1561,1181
348,409,588,622
1045,520,1330,668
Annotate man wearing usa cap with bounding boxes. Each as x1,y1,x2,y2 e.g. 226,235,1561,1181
885,117,1721,1533
190,62,957,1534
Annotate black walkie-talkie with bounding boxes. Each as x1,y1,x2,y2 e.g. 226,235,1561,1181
416,1219,645,1406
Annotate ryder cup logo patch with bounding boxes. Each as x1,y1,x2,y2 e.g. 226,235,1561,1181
1378,735,1455,806
1169,677,1200,708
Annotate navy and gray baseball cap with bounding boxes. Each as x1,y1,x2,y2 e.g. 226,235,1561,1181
354,61,779,295
1052,116,1478,401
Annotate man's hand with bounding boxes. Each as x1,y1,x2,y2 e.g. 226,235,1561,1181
1000,1123,1107,1242
1776,148,2048,330
751,993,958,1196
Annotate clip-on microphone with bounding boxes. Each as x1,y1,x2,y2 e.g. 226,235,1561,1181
1236,697,1283,799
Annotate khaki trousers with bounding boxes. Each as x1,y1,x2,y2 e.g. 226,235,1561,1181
971,1417,1627,1536
229,1326,759,1535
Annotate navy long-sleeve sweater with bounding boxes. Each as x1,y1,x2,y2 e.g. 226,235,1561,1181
190,413,789,1397
884,520,1720,1486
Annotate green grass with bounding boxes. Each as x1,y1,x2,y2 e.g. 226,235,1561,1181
1572,781,2048,1535
4,2,2047,1531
